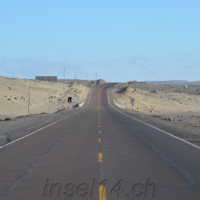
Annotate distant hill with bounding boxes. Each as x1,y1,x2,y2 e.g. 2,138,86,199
146,80,200,85
57,79,106,87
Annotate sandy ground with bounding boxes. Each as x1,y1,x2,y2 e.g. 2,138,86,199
0,77,103,119
0,77,106,146
109,81,200,146
0,100,89,146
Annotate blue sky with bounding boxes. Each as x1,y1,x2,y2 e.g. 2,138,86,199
0,0,199,82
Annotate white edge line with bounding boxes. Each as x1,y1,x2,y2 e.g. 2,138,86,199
0,87,94,150
107,85,200,150
78,101,85,107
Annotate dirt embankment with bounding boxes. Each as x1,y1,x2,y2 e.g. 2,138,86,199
0,77,107,146
109,81,200,145
0,77,92,119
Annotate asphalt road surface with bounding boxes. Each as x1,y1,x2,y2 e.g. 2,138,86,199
0,84,200,200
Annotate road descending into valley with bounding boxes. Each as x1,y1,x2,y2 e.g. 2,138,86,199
0,83,200,200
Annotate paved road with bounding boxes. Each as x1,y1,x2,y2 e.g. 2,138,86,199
0,84,200,200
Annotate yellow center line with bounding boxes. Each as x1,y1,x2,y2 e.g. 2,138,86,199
99,153,103,162
98,88,106,200
99,185,106,200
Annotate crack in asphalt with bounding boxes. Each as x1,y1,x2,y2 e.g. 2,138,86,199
4,133,11,143
151,146,196,187
0,112,88,200
108,109,198,189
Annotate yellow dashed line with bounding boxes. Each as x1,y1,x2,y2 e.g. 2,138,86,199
98,89,105,200
99,185,106,200
99,153,103,162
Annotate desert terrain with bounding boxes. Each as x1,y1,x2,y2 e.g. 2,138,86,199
109,81,200,145
0,77,105,119
0,77,106,145
1,77,200,146
147,80,200,85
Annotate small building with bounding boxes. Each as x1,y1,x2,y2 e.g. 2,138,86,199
35,76,57,82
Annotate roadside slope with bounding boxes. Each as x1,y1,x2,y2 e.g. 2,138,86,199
109,82,200,146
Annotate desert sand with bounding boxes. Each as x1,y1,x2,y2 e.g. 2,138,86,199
109,81,200,145
0,76,101,119
113,81,200,114
0,77,106,145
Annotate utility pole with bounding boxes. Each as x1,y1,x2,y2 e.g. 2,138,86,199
75,74,76,80
86,75,87,80
49,91,51,111
28,84,30,115
96,72,97,80
64,67,65,83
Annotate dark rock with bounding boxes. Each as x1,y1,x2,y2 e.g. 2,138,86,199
18,115,26,118
4,118,11,121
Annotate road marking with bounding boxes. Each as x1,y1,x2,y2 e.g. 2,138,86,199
107,86,200,150
99,153,103,162
98,88,106,200
99,185,106,200
0,88,95,150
